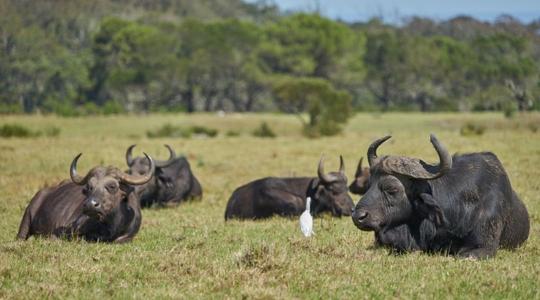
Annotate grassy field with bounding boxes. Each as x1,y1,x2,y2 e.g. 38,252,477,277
0,112,539,299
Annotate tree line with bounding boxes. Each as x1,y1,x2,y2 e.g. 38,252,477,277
1,0,539,117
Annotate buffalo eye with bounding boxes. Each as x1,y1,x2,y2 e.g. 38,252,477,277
379,180,400,195
106,182,118,193
385,187,400,195
83,185,93,195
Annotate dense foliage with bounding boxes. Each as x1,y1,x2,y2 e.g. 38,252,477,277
1,0,539,116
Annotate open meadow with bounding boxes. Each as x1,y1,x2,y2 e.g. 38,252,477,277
0,112,539,299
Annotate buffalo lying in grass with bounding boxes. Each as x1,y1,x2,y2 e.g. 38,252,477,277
351,135,530,259
349,157,370,195
126,145,202,207
225,156,354,220
17,153,154,243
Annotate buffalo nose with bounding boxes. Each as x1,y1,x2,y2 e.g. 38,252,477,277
356,211,368,221
90,199,100,208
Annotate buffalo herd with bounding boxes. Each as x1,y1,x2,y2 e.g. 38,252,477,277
17,135,530,259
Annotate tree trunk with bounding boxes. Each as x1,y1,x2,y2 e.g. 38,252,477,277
181,86,195,113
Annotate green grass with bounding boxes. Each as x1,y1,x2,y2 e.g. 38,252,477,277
0,112,539,299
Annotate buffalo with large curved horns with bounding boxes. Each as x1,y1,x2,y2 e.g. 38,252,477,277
225,155,353,220
17,153,154,242
352,134,529,259
126,144,202,207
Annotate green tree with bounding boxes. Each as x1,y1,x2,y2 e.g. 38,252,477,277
273,77,352,137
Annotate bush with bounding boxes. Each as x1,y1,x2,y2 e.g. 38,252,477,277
103,100,124,115
226,130,240,137
0,103,23,114
0,124,35,138
460,122,486,136
191,126,218,137
56,106,81,117
147,124,191,138
0,124,60,138
82,102,101,115
252,122,276,138
502,101,518,118
147,124,218,138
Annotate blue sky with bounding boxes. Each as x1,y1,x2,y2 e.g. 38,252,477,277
245,0,540,23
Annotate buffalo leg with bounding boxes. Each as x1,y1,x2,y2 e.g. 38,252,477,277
16,207,32,240
458,216,503,259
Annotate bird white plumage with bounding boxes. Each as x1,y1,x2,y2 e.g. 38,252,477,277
300,197,314,237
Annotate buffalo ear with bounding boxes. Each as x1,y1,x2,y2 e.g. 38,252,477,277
119,183,134,199
416,193,446,227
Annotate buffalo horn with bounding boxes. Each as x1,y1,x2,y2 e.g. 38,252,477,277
381,134,452,180
354,157,364,177
339,155,345,175
367,135,392,167
120,153,155,185
155,144,176,168
70,153,91,185
125,144,136,166
318,156,339,183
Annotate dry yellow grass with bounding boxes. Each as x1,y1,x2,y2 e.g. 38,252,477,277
0,112,539,299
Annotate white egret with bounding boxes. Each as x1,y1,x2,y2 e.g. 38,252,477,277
300,197,314,237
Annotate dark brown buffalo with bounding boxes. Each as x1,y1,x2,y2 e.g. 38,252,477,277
126,145,202,207
17,153,154,243
351,135,530,259
225,156,354,220
349,157,370,195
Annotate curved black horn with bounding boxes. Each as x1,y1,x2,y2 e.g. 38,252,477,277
381,134,452,180
367,135,392,167
339,155,345,175
354,157,364,177
70,153,91,185
318,155,339,183
155,144,176,168
125,144,136,166
427,134,452,179
120,153,155,185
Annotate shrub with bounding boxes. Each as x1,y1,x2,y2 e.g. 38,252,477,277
226,130,240,137
82,102,101,115
147,124,191,138
0,124,34,138
502,101,517,118
252,122,276,138
0,103,23,114
56,106,81,117
460,122,486,136
191,126,218,137
0,124,60,138
147,124,218,138
103,100,124,115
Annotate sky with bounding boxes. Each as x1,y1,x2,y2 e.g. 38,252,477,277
245,0,540,24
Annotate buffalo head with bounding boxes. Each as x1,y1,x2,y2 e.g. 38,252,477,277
352,134,452,231
349,157,371,195
312,156,354,216
126,144,176,204
70,153,154,221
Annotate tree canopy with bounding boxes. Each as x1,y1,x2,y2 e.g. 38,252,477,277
1,0,539,116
